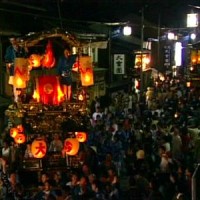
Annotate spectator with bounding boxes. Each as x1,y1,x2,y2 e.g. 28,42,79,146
49,133,63,153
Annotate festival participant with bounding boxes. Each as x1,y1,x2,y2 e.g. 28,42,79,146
57,46,78,101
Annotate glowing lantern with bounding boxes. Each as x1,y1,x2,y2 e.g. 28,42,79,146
28,54,42,68
198,50,200,64
31,138,47,159
191,50,197,64
75,132,87,143
79,56,94,86
10,128,18,138
14,133,26,144
13,76,26,88
80,68,94,86
13,58,29,88
64,138,79,156
78,93,84,101
186,81,191,88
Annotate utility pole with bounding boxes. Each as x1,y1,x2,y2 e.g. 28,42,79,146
140,7,144,99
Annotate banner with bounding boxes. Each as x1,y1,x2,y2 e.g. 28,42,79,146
114,54,125,74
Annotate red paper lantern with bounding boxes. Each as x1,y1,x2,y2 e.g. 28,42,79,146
64,138,79,156
14,133,26,144
10,128,18,138
31,138,47,159
75,132,87,143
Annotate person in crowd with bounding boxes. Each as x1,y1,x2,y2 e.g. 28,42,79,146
1,140,11,162
57,46,78,101
33,180,57,200
65,172,80,195
147,177,164,200
49,133,63,153
73,176,91,199
0,157,25,199
62,185,73,200
24,142,34,159
51,171,63,187
89,179,105,200
92,106,103,127
171,126,183,161
37,172,50,191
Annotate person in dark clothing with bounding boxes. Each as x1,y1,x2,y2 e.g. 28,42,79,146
0,157,25,200
57,46,78,101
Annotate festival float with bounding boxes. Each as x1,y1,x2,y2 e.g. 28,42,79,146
4,28,94,172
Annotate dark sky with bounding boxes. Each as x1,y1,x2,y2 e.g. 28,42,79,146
56,0,200,28
1,0,200,31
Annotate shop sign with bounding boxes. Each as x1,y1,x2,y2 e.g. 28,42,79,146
163,45,171,68
114,54,125,74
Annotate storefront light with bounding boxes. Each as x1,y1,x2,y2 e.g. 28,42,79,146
175,42,182,66
186,81,191,87
187,13,198,28
167,32,175,40
190,33,196,40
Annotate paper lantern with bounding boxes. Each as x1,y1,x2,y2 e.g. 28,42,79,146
10,128,18,138
80,68,94,86
13,76,26,88
29,54,42,68
14,133,26,144
31,138,47,159
75,132,87,143
64,138,79,156
13,58,29,88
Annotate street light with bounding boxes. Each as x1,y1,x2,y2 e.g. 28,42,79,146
123,26,132,36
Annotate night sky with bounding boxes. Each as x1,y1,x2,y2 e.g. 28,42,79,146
1,0,200,32
56,0,200,28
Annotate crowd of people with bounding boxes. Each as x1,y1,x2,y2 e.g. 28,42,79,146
0,76,200,200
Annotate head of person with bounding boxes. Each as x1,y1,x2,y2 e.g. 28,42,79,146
41,172,49,183
63,46,71,58
9,36,18,46
9,172,17,185
43,180,51,191
53,133,60,140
